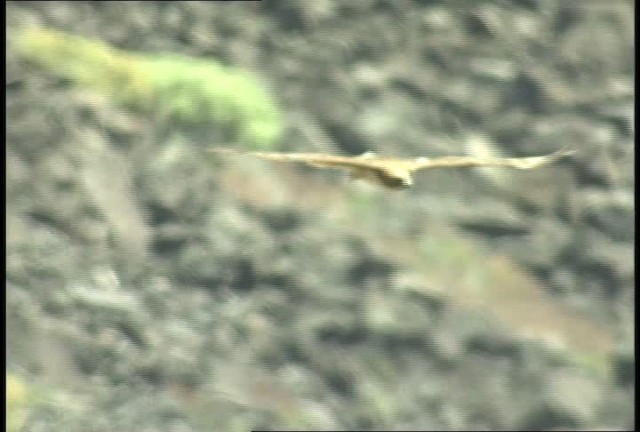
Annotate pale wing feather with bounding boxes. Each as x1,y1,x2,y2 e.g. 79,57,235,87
407,146,576,172
209,148,397,171
251,152,370,170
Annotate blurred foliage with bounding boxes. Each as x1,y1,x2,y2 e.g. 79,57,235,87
15,27,284,149
6,374,30,432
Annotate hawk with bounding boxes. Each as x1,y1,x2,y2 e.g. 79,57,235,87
209,146,575,190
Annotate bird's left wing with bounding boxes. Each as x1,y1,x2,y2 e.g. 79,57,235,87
405,146,576,172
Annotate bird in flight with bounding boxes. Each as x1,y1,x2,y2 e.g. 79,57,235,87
209,146,576,190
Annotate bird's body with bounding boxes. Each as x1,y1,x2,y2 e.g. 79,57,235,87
209,146,575,190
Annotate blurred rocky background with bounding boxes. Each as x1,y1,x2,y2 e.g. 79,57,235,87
6,1,634,431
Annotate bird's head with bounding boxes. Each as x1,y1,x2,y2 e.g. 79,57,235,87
375,168,413,189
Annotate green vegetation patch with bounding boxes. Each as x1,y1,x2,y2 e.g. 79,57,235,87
15,27,284,149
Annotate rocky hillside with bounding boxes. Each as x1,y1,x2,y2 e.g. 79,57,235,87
6,1,633,431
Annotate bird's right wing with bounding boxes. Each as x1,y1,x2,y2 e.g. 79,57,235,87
208,148,391,171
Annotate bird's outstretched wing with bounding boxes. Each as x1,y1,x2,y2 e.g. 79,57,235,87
208,147,391,171
405,146,576,172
